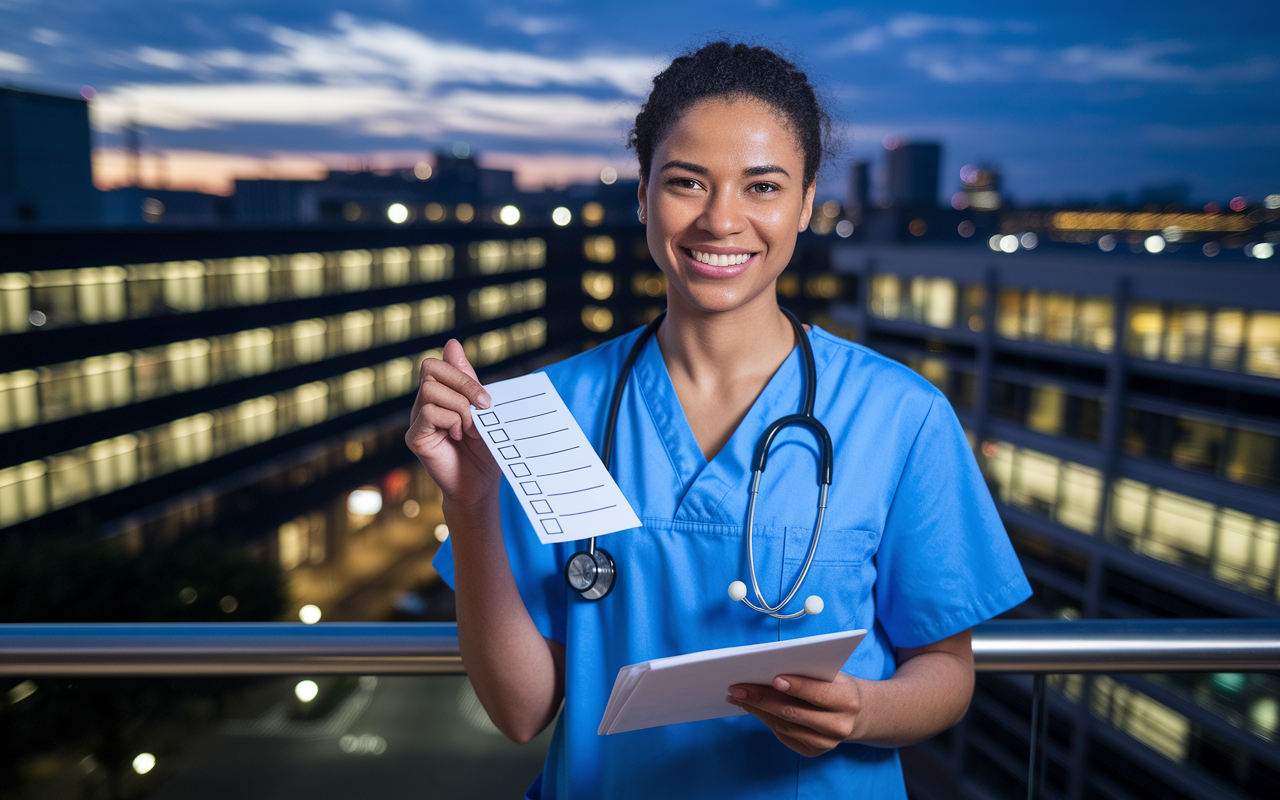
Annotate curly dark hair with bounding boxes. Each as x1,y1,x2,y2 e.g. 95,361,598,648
628,41,831,189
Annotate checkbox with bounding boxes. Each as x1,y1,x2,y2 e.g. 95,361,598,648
541,518,563,535
531,500,553,514
509,462,531,477
478,412,499,426
498,445,521,459
489,429,510,443
519,481,542,496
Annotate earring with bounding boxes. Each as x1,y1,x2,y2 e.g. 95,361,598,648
637,207,646,224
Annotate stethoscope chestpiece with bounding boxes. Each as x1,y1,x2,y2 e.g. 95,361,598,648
566,547,616,601
728,580,824,619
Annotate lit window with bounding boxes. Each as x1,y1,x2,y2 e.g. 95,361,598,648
233,328,274,377
0,370,39,432
341,310,374,353
583,235,616,264
419,296,455,335
1209,309,1245,370
339,250,373,293
1245,311,1280,377
582,271,614,301
381,247,412,287
290,253,326,298
0,461,46,528
342,368,376,411
381,303,413,343
0,272,33,333
418,244,454,282
230,257,270,306
162,261,206,312
292,319,328,364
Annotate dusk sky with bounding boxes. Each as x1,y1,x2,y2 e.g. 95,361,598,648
2,1,1276,204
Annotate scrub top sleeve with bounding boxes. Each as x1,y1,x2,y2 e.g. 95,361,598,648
875,394,1032,650
430,483,568,644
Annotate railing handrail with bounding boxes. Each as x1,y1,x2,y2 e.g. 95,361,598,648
2,619,1278,677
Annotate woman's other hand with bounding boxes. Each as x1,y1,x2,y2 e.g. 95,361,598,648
727,672,864,757
405,339,502,506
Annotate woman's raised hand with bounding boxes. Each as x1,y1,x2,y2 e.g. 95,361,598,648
405,339,502,507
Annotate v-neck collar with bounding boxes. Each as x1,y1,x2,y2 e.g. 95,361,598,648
633,330,809,522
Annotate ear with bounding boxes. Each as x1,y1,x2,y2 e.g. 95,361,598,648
636,179,647,222
798,181,817,233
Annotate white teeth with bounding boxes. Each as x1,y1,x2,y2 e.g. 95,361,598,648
690,250,751,267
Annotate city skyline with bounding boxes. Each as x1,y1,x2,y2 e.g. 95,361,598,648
1,2,1277,203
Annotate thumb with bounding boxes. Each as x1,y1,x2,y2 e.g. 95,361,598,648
443,338,480,382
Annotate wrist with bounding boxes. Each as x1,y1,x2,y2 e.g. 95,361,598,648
843,677,870,743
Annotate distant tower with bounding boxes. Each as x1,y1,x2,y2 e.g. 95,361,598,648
848,160,870,220
886,142,941,208
960,164,1002,210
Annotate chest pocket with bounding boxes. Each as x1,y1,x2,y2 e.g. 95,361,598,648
777,527,879,637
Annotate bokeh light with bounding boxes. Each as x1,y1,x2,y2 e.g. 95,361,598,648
299,604,322,624
881,134,900,150
1020,232,1039,250
835,219,854,238
582,202,604,226
951,192,969,210
386,203,408,224
1252,242,1274,259
434,524,449,543
1144,235,1166,253
957,220,975,238
499,205,521,225
552,206,572,226
1203,241,1221,257
999,235,1019,253
1098,235,1117,252
132,754,155,775
455,203,475,223
452,141,470,158
348,487,382,515
600,167,617,185
1229,196,1247,212
295,680,319,702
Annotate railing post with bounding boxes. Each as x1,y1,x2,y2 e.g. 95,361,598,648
1028,673,1049,800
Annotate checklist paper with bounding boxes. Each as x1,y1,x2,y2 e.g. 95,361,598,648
471,371,642,545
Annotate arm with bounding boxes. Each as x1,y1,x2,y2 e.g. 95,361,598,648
406,339,564,744
728,628,973,756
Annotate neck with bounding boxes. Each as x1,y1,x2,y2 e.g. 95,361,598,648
656,289,797,389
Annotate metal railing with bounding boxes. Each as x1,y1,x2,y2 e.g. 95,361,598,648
3,619,1279,800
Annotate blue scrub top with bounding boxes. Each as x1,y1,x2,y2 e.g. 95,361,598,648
435,325,1031,800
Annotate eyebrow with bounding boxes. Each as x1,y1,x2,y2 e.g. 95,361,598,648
659,160,790,179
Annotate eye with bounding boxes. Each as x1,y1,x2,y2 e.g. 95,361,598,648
751,182,780,194
669,177,701,190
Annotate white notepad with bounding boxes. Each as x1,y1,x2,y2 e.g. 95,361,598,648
471,371,642,545
598,629,866,735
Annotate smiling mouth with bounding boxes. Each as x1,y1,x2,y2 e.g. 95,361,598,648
686,248,756,267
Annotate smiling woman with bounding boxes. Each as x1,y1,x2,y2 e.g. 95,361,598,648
408,40,1029,800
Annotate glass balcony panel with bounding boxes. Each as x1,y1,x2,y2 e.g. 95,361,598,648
1010,449,1061,516
1056,463,1101,533
1169,416,1227,475
995,289,1022,339
869,273,902,320
1091,676,1190,762
1226,428,1279,490
1209,309,1245,370
1147,488,1215,566
1026,384,1066,435
1244,311,1280,377
1075,296,1114,352
1164,306,1209,366
1127,304,1164,359
1041,292,1075,345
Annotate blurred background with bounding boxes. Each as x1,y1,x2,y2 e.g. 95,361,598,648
0,2,1277,798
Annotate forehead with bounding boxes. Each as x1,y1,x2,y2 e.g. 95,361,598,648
656,96,804,171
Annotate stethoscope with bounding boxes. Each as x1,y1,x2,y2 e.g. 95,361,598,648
564,307,834,619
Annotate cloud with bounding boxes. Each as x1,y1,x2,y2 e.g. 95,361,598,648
487,11,578,37
905,40,1277,85
30,28,64,46
0,50,33,73
829,12,1034,56
91,14,660,146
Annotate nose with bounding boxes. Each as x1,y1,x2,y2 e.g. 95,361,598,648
696,186,746,239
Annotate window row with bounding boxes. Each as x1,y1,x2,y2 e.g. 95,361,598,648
982,438,1280,599
0,317,547,529
467,278,546,322
1109,477,1279,600
1124,408,1279,490
0,295,459,433
981,440,1103,534
868,273,1117,353
904,356,975,412
1128,304,1280,377
2,242,486,333
991,379,1103,442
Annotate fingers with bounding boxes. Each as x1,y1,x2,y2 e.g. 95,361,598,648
727,697,835,757
770,674,848,712
414,381,483,440
728,682,855,743
443,339,485,393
